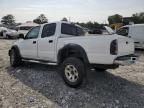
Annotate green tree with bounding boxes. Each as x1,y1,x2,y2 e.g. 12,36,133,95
33,14,48,24
76,21,101,30
1,14,15,25
61,17,68,21
108,14,123,24
132,12,144,24
86,21,94,29
93,22,101,28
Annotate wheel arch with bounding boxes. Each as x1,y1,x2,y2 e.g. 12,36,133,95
9,45,21,57
57,44,89,65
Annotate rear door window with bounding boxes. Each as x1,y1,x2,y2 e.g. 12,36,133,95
61,23,85,36
41,23,56,38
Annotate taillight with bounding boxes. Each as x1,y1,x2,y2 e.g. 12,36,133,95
110,39,118,55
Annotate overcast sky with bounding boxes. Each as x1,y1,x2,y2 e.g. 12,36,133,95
0,0,144,23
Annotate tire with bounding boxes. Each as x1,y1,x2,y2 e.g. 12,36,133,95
6,35,9,39
10,49,22,67
94,67,106,72
61,57,85,88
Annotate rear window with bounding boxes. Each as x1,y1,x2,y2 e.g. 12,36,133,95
61,23,85,36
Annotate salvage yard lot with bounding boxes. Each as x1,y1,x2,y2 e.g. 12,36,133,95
0,39,144,108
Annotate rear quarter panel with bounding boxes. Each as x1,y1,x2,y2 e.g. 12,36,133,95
57,35,117,64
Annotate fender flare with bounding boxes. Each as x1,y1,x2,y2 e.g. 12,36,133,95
57,43,89,64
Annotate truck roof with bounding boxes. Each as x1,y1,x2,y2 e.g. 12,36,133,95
123,24,144,28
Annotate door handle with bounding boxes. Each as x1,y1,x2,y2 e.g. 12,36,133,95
33,41,36,44
49,40,53,43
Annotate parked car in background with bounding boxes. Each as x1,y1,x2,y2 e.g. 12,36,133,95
3,29,18,39
0,27,8,36
17,22,39,37
116,24,144,49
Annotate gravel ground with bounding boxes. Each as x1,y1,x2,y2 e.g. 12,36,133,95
0,39,144,108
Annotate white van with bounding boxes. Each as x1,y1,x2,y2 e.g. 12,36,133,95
17,22,38,37
116,24,144,49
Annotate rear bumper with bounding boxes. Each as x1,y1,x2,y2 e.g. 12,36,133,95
114,54,138,66
135,43,144,49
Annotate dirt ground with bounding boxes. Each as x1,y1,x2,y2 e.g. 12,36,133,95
0,39,144,108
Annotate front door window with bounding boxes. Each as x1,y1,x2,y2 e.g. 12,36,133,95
25,26,40,39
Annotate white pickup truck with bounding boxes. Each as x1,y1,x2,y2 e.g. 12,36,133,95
9,21,137,87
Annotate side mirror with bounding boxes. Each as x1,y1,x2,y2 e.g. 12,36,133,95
18,34,24,39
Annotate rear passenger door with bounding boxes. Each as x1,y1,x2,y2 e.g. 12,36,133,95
38,23,56,61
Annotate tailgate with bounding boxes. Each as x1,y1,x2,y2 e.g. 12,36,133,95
117,37,134,56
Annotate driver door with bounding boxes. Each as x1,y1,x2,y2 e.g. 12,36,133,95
19,26,40,59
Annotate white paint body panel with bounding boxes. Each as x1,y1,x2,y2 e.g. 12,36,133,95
57,35,134,64
17,39,38,59
13,21,135,65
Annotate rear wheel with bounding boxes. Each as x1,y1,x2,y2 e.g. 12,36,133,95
61,57,85,88
10,49,22,67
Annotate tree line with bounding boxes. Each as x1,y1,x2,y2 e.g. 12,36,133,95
108,12,144,25
1,12,144,29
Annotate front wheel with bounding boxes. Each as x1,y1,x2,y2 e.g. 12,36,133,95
61,57,85,88
10,49,22,67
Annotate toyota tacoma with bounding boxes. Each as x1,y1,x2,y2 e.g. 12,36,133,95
9,21,137,87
